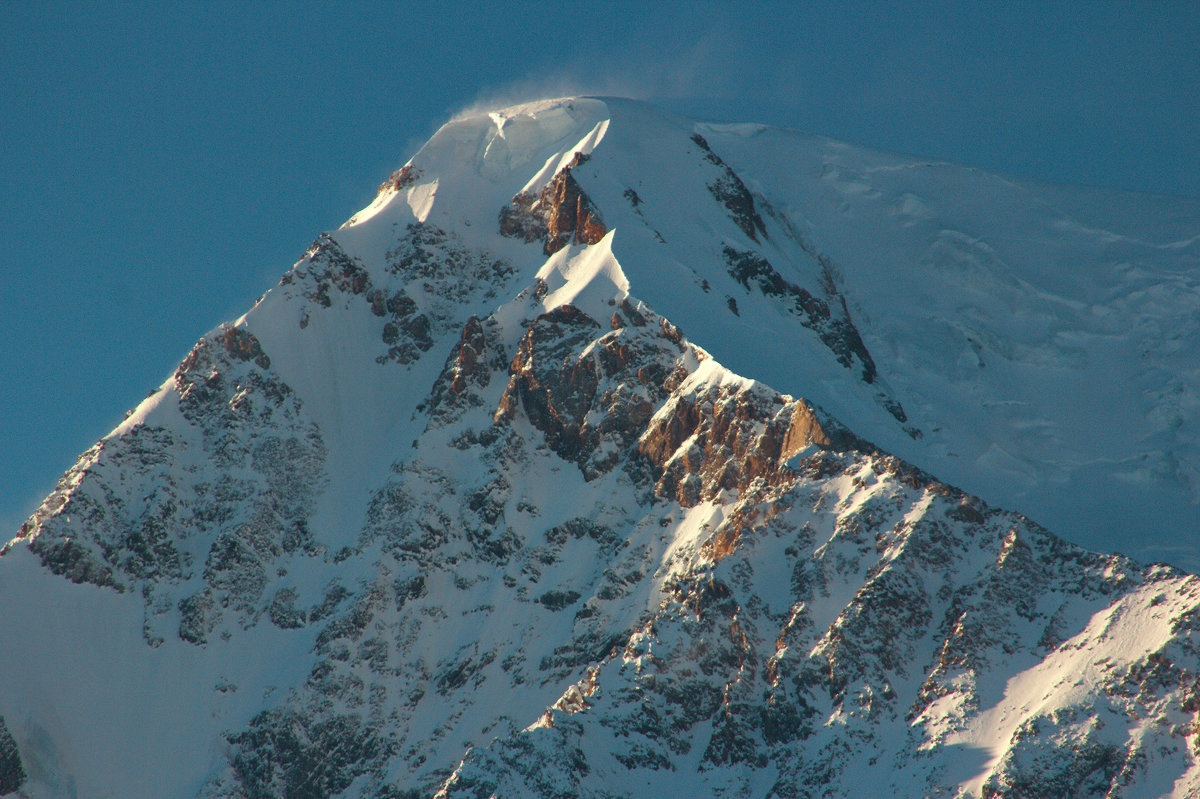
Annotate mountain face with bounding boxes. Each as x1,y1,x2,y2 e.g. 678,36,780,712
3,97,1200,798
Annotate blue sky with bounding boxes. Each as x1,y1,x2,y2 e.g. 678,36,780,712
3,1,1199,532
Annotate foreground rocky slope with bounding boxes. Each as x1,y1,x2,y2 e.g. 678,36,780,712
3,98,1199,798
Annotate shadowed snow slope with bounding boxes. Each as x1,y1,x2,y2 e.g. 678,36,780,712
3,97,1199,798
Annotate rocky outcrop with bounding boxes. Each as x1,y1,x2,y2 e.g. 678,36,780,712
283,224,514,366
191,276,1200,795
11,310,326,650
638,380,862,507
720,244,916,431
226,707,393,799
424,315,510,425
692,133,767,243
0,716,25,796
287,233,372,311
377,163,419,195
500,153,608,255
495,300,692,482
221,326,271,369
725,246,875,381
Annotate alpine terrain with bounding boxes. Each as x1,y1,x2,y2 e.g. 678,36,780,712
4,97,1200,798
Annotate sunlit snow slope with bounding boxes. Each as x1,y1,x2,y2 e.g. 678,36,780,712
3,97,1199,799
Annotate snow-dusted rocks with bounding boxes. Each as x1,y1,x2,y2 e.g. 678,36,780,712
0,719,23,797
3,97,1200,798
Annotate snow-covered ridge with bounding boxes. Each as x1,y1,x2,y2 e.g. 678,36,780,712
342,95,1200,570
3,96,1200,798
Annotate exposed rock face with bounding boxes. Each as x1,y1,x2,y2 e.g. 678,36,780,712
290,232,373,311
193,287,895,798
638,376,862,508
0,716,25,796
14,326,325,634
692,132,768,243
221,326,271,369
377,163,420,195
424,314,510,423
681,130,911,433
719,243,916,433
724,246,877,384
500,152,608,254
495,301,691,482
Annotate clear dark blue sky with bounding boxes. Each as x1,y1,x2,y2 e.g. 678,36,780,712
3,1,1198,531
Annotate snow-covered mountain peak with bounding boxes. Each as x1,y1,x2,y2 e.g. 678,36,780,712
349,97,611,236
3,96,1200,798
528,98,1200,569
